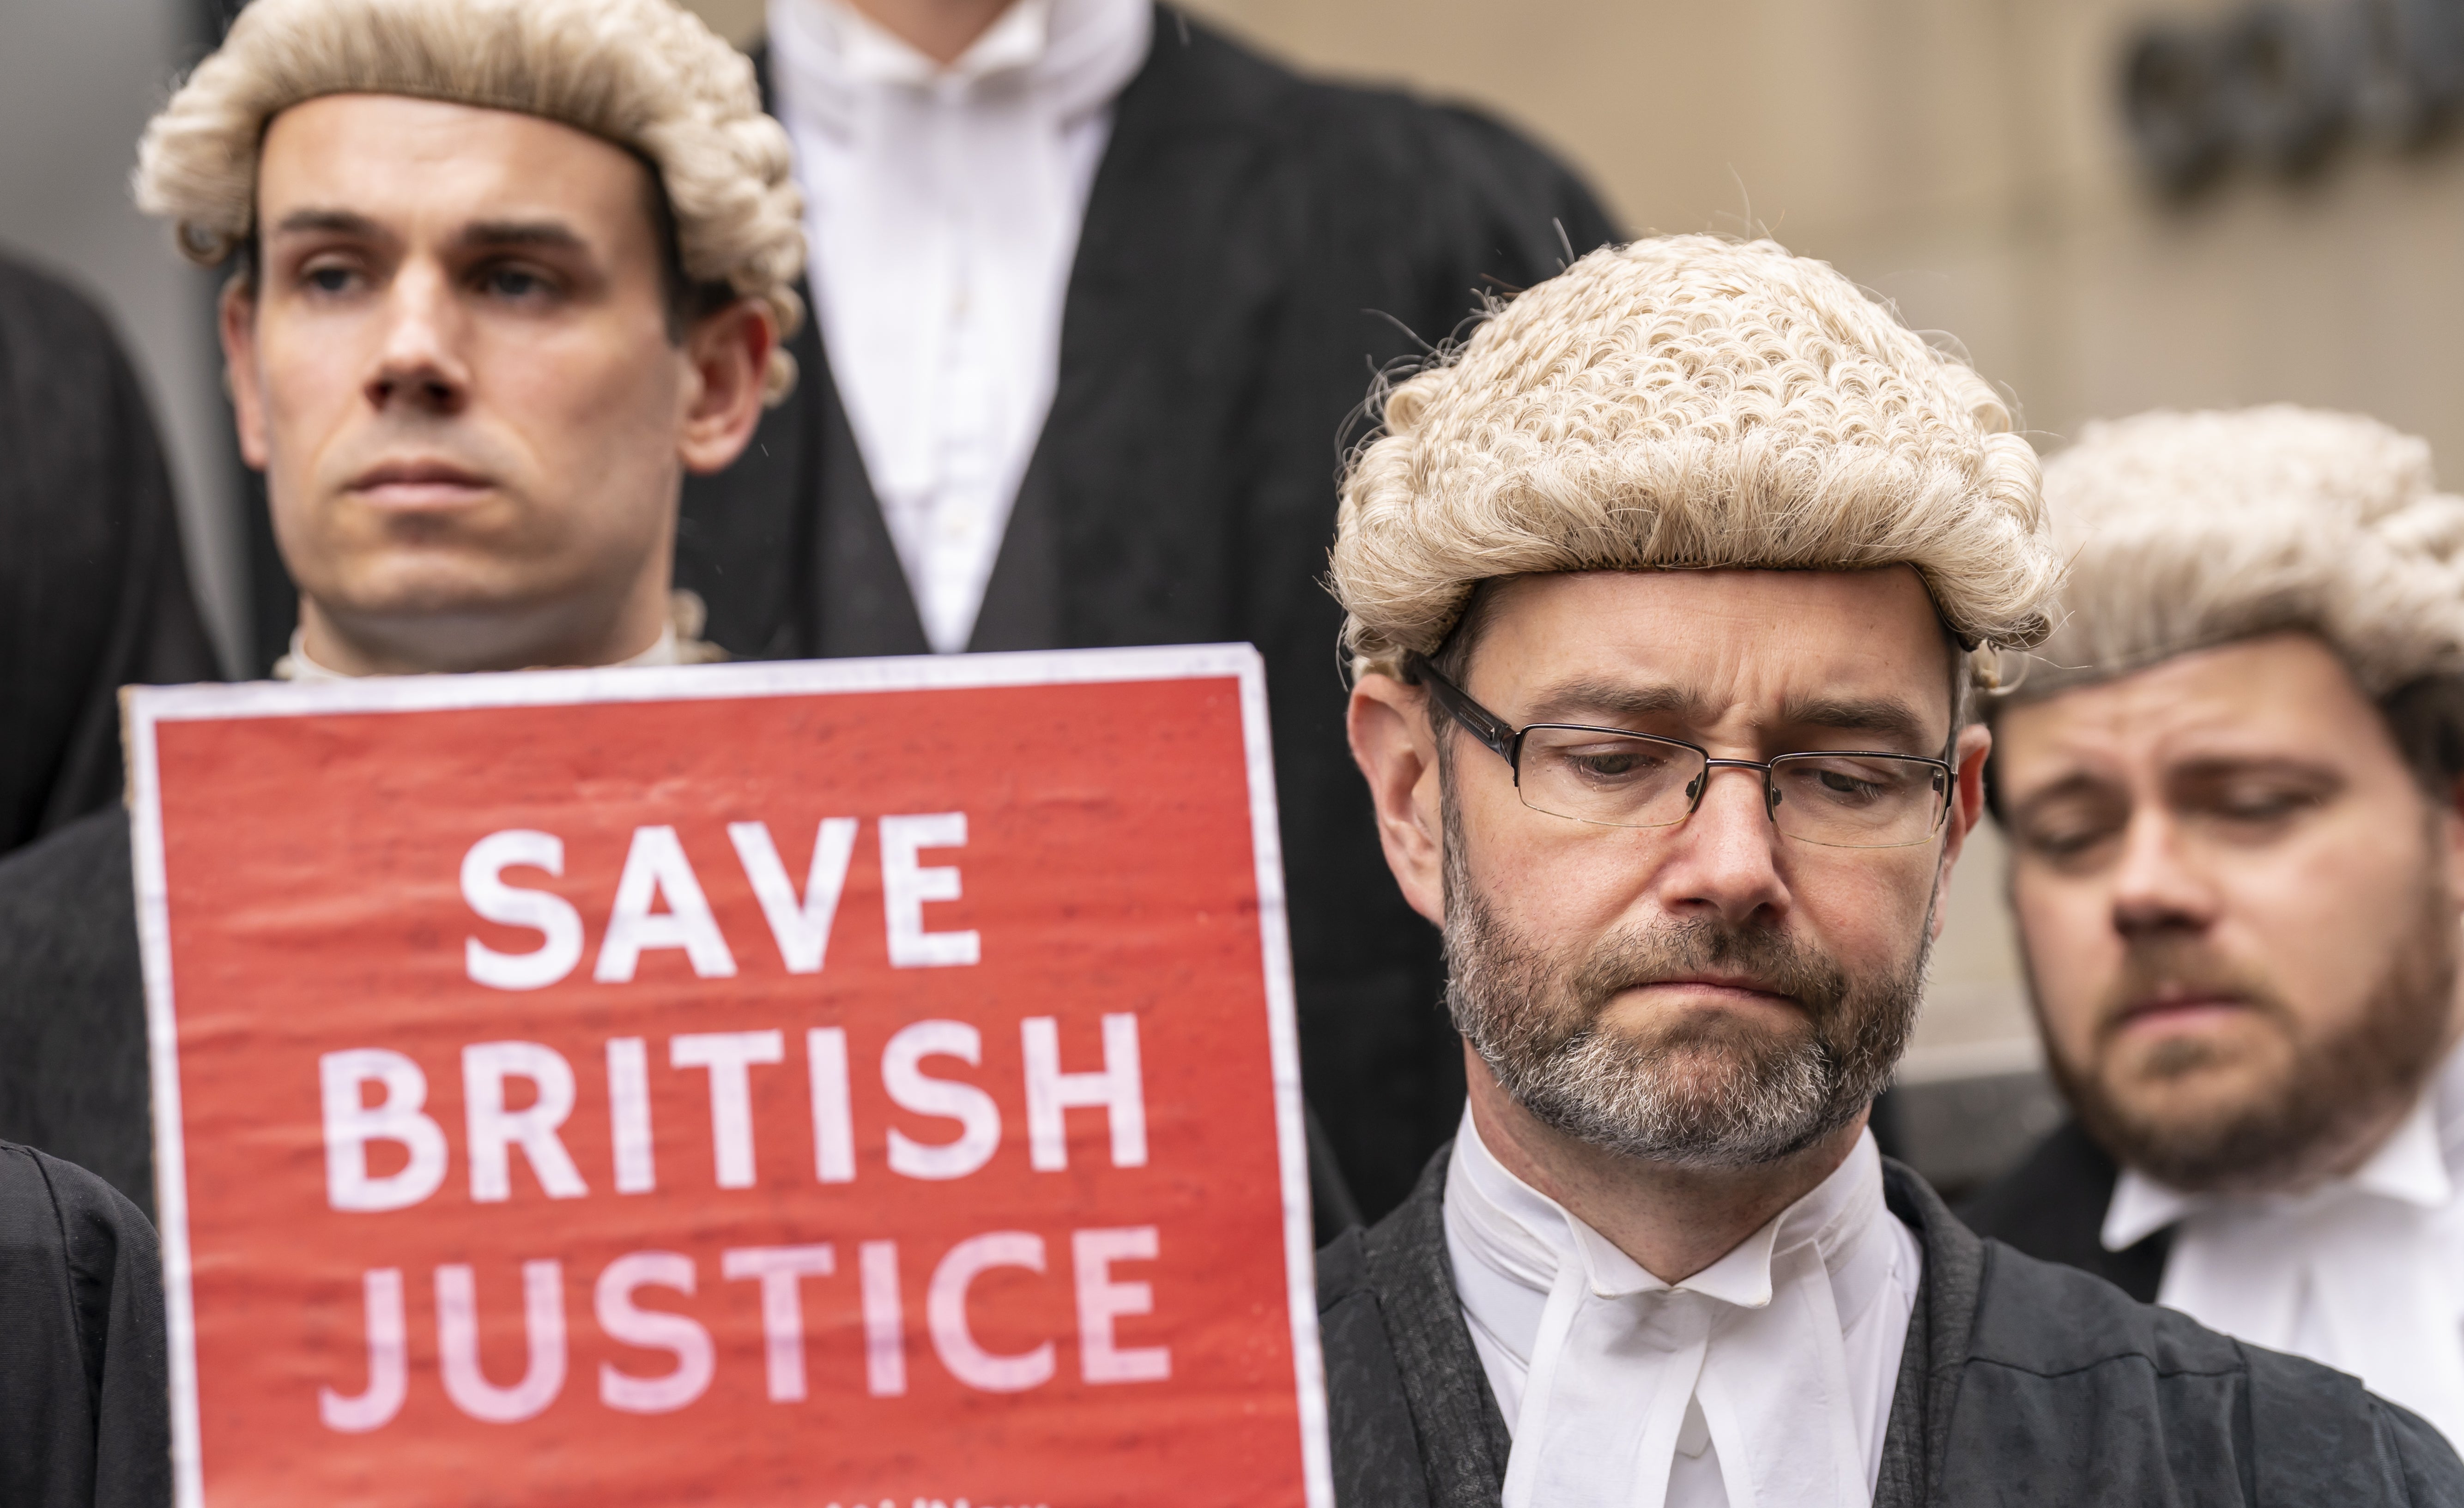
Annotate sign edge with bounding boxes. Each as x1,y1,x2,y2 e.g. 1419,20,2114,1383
1234,647,1335,1508
125,690,205,1506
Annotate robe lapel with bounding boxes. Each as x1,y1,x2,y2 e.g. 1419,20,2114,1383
807,338,932,657
980,11,1297,653
718,50,931,660
964,422,1065,651
1362,1148,1517,1506
1874,1160,1985,1508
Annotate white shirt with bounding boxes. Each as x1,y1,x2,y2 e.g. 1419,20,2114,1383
1445,1108,1922,1508
767,0,1151,652
2103,1038,2464,1448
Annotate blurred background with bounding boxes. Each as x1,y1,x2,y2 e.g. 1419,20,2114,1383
7,0,2460,1197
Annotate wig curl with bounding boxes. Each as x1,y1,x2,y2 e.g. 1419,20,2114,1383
2018,405,2464,702
133,0,805,401
1329,235,2061,682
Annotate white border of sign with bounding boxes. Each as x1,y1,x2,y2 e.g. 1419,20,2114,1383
125,644,1332,1508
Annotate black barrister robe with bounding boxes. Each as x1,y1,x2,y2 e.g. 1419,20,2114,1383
679,9,1619,1221
0,808,154,1218
0,258,221,860
1959,1118,2174,1302
1320,1147,2464,1505
0,1140,170,1508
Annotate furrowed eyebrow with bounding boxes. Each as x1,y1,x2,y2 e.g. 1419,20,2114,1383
458,220,589,253
1525,679,1938,746
1774,693,1938,749
2166,755,2344,789
1521,678,1700,726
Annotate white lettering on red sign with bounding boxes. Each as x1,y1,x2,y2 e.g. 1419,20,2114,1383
460,816,981,993
317,1233,1169,1428
308,811,1169,1433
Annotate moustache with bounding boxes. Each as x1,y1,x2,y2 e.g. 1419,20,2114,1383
2093,941,2293,1045
1563,916,1852,1024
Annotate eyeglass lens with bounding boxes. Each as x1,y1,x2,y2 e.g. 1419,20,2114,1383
1514,726,1949,848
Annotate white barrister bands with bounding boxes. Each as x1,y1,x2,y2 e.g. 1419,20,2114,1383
1446,1110,1920,1508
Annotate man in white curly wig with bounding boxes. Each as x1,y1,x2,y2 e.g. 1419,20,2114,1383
139,0,804,678
0,0,799,1226
1965,404,2464,1452
1314,244,2462,1506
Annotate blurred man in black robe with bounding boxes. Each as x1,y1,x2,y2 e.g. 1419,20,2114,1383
679,0,1619,1221
0,256,220,859
0,255,191,1508
0,1140,168,1508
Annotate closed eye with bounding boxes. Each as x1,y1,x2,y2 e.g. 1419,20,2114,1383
2210,790,2319,821
2021,816,2123,860
1780,757,1925,807
2173,764,2341,836
1560,743,1674,782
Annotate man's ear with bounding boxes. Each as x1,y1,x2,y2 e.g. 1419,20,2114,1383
219,276,270,470
1348,672,1447,928
677,298,775,475
1931,720,1994,940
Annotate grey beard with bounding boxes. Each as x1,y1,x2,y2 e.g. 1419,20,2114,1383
1441,802,1929,1169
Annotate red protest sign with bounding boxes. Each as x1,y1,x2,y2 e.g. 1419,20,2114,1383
126,646,1329,1508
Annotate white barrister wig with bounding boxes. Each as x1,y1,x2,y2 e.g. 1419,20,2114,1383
2019,405,2464,701
1328,235,2063,682
132,0,806,401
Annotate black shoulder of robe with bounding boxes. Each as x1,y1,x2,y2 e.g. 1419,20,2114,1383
1957,1116,2171,1303
0,1140,170,1508
1319,1142,2464,1506
682,6,1618,1224
0,257,220,859
0,808,152,1219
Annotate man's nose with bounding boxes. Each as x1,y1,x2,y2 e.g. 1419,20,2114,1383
2109,808,2217,939
364,263,471,416
1655,762,1790,926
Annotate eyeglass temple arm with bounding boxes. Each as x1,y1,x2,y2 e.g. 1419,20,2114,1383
1405,653,1518,763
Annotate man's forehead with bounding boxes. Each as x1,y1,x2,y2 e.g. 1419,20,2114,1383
1996,632,2379,778
256,92,652,236
1470,567,1956,725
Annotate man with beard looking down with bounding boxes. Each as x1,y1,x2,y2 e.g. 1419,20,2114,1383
1314,241,2464,1506
1964,406,2464,1454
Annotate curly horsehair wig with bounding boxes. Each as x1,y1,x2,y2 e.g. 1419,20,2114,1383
2006,405,2464,784
131,0,805,402
1328,235,2064,684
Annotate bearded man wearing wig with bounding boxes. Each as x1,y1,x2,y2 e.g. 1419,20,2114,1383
1315,239,2464,1504
1966,408,2464,1455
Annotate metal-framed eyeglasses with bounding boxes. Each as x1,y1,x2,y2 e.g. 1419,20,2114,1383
1410,653,1957,850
